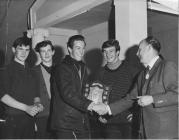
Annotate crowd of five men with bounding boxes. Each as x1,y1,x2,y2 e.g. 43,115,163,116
0,34,178,139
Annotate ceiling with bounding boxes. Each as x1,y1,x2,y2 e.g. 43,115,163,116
46,0,178,31
0,0,178,31
52,1,112,30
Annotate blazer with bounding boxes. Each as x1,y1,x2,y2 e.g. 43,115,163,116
109,57,178,139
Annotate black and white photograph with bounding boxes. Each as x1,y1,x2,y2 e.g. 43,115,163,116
0,0,178,139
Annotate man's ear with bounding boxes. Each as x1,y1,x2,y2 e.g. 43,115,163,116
67,47,72,54
148,44,153,51
12,47,16,53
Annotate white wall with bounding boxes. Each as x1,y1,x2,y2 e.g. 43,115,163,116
47,27,78,55
81,22,108,81
81,22,108,65
46,27,78,63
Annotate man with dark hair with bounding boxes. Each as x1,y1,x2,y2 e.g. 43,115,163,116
90,39,140,139
34,40,55,138
0,36,42,139
50,35,94,139
93,36,178,139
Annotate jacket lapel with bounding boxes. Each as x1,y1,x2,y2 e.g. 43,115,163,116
141,58,163,95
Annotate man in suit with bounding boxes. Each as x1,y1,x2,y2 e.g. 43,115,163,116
92,36,178,139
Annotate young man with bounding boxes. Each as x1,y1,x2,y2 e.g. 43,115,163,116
34,40,55,138
93,36,178,139
50,35,94,139
0,36,42,139
91,39,140,139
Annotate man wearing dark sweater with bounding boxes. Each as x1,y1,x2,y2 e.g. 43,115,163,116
0,36,42,139
91,39,140,139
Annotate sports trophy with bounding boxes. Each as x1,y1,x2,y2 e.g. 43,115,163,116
84,81,111,105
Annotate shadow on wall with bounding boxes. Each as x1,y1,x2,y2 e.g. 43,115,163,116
124,45,144,139
53,45,65,65
26,49,37,67
26,45,65,67
125,45,144,71
84,48,103,82
0,49,5,68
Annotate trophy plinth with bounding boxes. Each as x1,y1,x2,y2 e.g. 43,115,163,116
84,81,111,104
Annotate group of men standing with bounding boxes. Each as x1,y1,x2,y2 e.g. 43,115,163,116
0,34,178,139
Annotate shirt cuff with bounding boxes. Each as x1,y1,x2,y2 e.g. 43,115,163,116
106,105,112,115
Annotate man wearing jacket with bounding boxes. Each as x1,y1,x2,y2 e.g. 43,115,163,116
34,40,55,138
92,36,178,139
50,35,93,139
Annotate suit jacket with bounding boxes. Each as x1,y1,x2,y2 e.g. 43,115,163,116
109,58,178,139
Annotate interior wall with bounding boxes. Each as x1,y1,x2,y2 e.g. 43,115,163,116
81,22,108,81
148,11,178,65
47,28,78,64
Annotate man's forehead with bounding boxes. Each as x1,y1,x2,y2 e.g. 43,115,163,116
17,44,30,48
40,44,52,50
73,40,85,45
103,46,116,51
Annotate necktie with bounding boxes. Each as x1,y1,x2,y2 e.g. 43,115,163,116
78,65,81,79
141,66,150,88
145,66,150,79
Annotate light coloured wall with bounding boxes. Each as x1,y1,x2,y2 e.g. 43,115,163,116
81,22,108,56
81,22,108,81
47,27,78,63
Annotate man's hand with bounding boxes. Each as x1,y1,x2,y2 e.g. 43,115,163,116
98,116,107,124
24,105,39,117
35,103,44,112
92,103,108,115
137,95,154,107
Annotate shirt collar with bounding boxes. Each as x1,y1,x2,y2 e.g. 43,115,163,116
147,55,159,70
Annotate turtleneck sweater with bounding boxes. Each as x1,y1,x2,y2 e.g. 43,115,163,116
107,58,121,70
97,60,136,123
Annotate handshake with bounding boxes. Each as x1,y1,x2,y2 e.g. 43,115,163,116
88,102,109,116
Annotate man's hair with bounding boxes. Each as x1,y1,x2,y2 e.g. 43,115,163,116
102,39,120,52
144,36,161,53
67,35,86,49
13,37,31,49
35,40,54,53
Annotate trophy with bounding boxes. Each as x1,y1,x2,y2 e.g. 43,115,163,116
84,81,111,105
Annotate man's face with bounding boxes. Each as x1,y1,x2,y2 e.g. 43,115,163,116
39,45,54,63
68,40,85,61
136,41,150,66
13,45,30,63
103,46,119,63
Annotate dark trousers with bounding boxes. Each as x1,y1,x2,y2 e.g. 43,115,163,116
90,118,132,139
35,116,53,139
55,129,90,139
0,114,35,139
